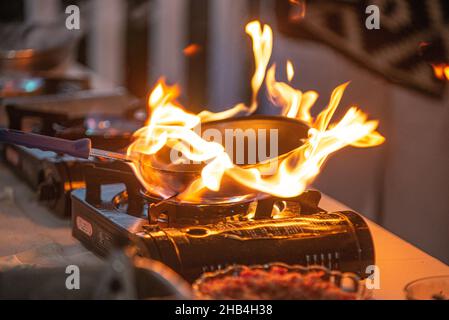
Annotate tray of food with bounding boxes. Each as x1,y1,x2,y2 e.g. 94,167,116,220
193,263,369,300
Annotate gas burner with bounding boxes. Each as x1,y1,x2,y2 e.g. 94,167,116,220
71,165,375,282
139,189,253,227
138,187,323,227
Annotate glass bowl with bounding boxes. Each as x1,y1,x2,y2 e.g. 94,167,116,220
404,275,449,300
193,263,370,300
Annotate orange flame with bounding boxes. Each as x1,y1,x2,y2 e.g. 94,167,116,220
183,43,202,57
288,0,306,22
432,64,449,81
127,21,384,202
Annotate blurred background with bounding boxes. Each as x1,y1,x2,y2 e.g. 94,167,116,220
0,0,448,264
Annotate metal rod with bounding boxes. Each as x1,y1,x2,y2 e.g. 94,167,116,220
150,193,180,208
89,148,132,162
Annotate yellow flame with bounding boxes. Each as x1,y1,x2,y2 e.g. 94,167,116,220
181,83,384,200
127,20,385,202
432,64,449,81
286,60,294,81
266,63,317,122
197,21,273,122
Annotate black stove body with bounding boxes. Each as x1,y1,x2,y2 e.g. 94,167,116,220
71,166,375,282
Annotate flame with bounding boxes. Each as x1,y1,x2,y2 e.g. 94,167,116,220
183,43,202,57
127,21,384,202
286,60,294,81
288,0,306,22
432,64,449,81
197,21,272,122
266,63,318,121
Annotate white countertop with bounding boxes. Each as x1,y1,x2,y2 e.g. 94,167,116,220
319,196,449,299
0,162,448,299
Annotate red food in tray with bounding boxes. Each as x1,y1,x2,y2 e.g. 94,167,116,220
194,264,364,300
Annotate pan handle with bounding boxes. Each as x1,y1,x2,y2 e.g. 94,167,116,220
0,128,91,159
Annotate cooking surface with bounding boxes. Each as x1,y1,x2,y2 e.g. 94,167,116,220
0,161,447,299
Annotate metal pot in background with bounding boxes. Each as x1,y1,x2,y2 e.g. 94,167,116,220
0,22,81,74
0,21,82,99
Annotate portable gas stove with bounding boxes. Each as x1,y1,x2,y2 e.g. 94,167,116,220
1,85,144,216
1,18,382,286
71,165,375,282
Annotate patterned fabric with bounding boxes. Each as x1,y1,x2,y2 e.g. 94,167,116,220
276,0,449,97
